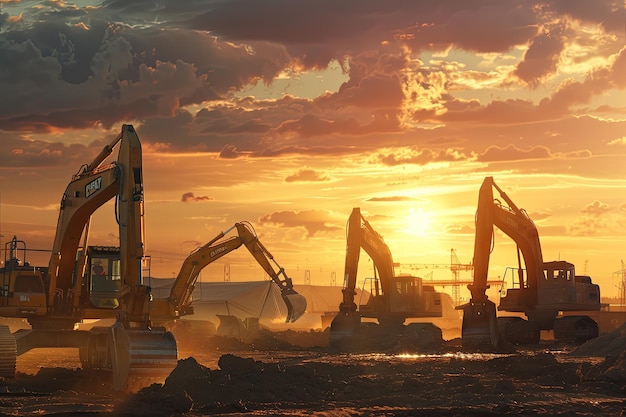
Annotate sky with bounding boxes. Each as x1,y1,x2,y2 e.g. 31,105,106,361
1,0,626,303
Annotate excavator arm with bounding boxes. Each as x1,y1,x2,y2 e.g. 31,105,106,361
235,222,307,322
338,207,395,314
45,125,146,321
331,207,397,341
151,221,306,324
461,176,506,347
467,177,543,302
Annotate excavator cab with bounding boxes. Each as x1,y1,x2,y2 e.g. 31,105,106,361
86,246,122,309
0,236,47,318
388,276,431,314
360,276,442,323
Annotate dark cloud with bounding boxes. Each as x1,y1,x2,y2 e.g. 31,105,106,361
550,0,625,33
258,210,342,237
513,25,565,87
0,0,623,170
181,192,214,202
187,0,541,58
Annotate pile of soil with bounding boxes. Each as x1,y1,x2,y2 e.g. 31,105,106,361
6,323,626,416
570,322,626,385
190,324,444,355
571,322,626,357
116,348,626,416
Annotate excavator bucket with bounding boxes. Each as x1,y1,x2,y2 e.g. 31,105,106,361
282,290,307,323
216,314,248,338
328,311,361,345
460,299,499,349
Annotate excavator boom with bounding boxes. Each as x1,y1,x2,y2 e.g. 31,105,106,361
150,221,306,328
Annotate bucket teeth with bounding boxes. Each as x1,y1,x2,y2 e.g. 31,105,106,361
283,292,307,323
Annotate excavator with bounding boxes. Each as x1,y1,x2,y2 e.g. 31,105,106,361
460,176,602,348
149,221,307,340
329,207,443,347
0,125,177,389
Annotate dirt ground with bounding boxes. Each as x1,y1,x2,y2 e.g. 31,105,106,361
3,325,626,416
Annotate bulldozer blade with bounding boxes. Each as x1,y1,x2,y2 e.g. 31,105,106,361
461,300,499,349
216,314,247,338
328,311,361,344
282,291,307,323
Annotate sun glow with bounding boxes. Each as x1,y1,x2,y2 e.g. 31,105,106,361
405,207,431,237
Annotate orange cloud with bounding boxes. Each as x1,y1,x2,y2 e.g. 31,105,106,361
568,200,613,236
366,196,415,202
181,192,214,203
580,200,610,216
377,148,467,166
258,210,341,237
284,168,331,183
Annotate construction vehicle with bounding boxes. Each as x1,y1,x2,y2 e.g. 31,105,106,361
329,207,443,347
149,221,307,340
460,176,602,348
0,125,177,389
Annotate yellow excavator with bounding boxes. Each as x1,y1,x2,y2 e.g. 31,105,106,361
460,177,602,348
149,221,307,340
0,125,177,389
329,207,443,347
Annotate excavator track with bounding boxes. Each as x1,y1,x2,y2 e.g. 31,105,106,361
553,315,598,343
0,325,16,378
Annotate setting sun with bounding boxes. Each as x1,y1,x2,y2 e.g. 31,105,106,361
405,206,432,237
